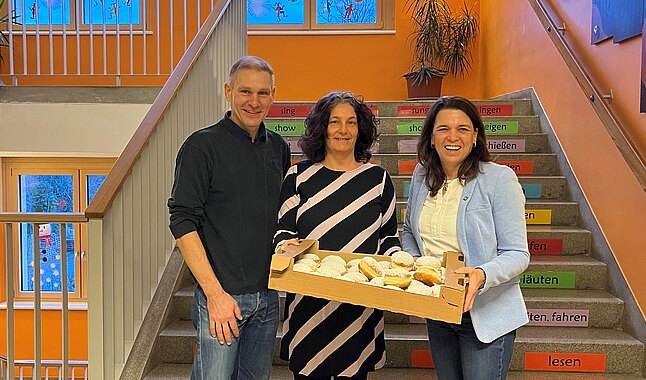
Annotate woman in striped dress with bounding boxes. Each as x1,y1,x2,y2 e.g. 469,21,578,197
274,91,401,379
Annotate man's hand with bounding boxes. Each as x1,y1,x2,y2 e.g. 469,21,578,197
453,266,486,312
206,290,243,345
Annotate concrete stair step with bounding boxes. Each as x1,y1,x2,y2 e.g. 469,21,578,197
512,326,644,374
392,175,568,200
271,115,541,137
375,115,541,134
290,153,560,176
525,254,607,290
395,199,579,226
522,288,623,328
526,225,591,255
143,363,646,380
160,300,639,371
371,133,550,154
525,199,579,226
268,99,534,119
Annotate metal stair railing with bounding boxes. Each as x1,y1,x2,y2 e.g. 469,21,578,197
528,0,646,192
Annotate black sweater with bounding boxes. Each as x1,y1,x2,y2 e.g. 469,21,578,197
168,113,291,294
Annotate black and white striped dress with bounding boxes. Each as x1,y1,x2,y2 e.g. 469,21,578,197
274,161,401,377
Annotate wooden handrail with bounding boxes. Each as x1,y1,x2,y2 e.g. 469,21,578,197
0,212,88,223
529,0,646,191
84,0,232,219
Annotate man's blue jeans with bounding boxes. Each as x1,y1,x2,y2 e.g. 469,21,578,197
426,312,516,380
190,286,279,380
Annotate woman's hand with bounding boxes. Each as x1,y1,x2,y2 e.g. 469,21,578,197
454,266,486,312
275,238,300,253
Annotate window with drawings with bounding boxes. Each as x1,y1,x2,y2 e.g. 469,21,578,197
247,0,395,32
11,0,142,28
2,158,115,301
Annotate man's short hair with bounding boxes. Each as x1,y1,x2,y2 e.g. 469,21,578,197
228,56,275,86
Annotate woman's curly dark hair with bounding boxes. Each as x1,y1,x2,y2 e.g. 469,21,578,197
418,96,492,196
299,91,378,163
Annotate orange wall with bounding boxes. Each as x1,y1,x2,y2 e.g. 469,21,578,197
249,0,482,101
479,0,646,317
0,309,88,359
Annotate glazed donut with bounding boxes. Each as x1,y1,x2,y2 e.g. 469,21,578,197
359,257,384,279
383,268,412,288
321,255,347,267
293,262,314,273
391,251,415,271
346,258,362,269
413,267,442,286
295,258,318,270
318,261,347,277
368,277,385,286
341,272,369,283
415,255,442,270
301,253,321,264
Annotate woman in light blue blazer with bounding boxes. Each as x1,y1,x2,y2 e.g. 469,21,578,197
402,96,530,380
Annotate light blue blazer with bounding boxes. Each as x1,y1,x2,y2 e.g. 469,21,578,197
402,161,530,343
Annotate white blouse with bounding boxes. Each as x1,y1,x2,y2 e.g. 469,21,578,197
419,178,462,259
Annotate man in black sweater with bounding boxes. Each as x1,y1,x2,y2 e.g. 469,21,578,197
168,56,290,379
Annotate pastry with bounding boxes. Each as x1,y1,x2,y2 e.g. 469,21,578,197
341,272,369,283
383,268,412,288
413,267,442,286
317,261,347,277
415,255,442,270
379,261,391,270
359,257,384,279
321,255,347,267
391,251,415,271
295,258,318,270
406,282,434,296
384,285,404,291
301,253,321,264
293,262,314,273
368,277,385,286
346,258,362,269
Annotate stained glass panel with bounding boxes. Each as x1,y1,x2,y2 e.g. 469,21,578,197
247,0,305,25
83,0,141,25
317,0,376,25
13,0,72,26
19,175,76,293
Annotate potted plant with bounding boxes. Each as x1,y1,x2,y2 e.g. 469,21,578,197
404,0,479,99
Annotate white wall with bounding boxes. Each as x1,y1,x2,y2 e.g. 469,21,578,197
0,102,151,156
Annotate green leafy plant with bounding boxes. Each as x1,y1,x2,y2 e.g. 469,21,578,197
405,0,479,85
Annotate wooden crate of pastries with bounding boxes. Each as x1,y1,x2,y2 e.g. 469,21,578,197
269,240,467,323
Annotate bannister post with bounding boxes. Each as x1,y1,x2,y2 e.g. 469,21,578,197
87,219,104,380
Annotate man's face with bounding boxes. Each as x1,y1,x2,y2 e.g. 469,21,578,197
224,69,275,135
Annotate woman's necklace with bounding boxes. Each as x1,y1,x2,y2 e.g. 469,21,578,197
442,179,449,195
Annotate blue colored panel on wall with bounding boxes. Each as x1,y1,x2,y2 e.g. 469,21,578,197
592,0,644,44
83,0,141,25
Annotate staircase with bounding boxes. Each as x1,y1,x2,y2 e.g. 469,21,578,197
142,97,645,379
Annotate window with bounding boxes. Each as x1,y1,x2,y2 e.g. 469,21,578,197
2,158,115,301
247,0,394,32
12,0,143,28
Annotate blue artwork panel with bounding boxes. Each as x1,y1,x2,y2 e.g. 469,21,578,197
87,174,107,206
19,175,76,293
317,0,376,25
83,0,141,25
247,0,305,25
13,0,72,26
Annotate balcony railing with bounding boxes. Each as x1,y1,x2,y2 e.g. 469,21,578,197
1,0,221,86
0,213,88,380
